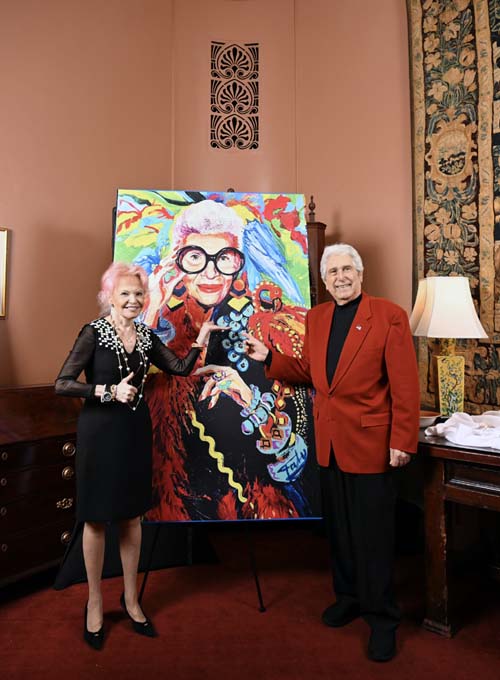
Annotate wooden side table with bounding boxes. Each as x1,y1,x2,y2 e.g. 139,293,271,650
419,431,500,636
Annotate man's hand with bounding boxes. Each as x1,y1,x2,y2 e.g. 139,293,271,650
242,332,270,362
389,448,411,467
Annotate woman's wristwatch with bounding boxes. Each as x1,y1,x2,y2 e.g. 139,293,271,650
101,384,117,402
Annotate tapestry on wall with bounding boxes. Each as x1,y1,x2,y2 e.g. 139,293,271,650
408,0,500,412
114,190,320,521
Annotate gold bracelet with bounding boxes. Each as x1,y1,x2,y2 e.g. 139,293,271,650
191,342,205,349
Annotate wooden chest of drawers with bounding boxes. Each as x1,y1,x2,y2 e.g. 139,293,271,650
0,386,80,586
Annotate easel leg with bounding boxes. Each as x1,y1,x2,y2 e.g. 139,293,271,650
138,523,161,604
245,524,266,612
187,526,193,565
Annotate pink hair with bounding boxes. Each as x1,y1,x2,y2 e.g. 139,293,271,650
97,261,149,314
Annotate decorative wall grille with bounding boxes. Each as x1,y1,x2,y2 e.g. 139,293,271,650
210,41,259,150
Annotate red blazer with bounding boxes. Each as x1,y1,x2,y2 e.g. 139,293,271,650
266,293,420,473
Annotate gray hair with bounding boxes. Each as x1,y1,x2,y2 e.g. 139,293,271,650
172,199,244,249
320,243,364,282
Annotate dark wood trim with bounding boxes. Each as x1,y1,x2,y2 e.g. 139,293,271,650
0,385,81,445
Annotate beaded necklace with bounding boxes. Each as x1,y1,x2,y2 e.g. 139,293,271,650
107,319,149,412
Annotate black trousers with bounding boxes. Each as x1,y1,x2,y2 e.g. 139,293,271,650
319,450,401,631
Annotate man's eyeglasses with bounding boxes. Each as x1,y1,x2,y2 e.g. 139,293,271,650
176,246,245,275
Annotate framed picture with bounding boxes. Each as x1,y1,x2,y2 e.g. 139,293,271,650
0,228,7,318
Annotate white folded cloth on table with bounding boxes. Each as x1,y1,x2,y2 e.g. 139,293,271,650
425,411,500,449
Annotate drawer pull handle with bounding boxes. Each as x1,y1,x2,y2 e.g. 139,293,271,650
0,478,6,487
56,497,74,510
0,507,6,517
1,451,8,462
61,466,74,480
1,544,7,553
60,531,71,545
62,442,76,457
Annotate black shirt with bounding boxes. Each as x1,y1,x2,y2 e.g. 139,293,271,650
326,294,362,385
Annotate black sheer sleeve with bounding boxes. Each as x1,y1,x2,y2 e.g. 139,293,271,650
55,324,96,398
149,331,202,376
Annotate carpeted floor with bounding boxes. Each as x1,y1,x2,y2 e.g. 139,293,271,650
1,525,499,679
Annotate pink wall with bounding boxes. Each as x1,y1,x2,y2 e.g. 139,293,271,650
296,0,413,307
0,0,174,385
0,0,413,386
173,0,297,192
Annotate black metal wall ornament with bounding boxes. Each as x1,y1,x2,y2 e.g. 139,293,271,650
210,41,259,150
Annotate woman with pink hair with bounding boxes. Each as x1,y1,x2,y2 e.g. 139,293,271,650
55,261,221,650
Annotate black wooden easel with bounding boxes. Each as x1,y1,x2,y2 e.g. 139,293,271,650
244,523,266,612
138,522,266,612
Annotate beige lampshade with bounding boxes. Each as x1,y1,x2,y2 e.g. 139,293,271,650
410,276,488,339
408,278,428,334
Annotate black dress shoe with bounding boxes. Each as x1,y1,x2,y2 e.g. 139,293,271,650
367,628,396,662
322,598,360,627
120,592,157,638
83,604,104,651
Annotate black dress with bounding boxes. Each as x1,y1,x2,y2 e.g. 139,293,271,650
55,318,201,522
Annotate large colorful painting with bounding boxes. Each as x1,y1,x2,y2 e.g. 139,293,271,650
408,0,500,412
114,190,320,521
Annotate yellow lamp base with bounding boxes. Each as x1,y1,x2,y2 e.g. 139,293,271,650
436,354,465,416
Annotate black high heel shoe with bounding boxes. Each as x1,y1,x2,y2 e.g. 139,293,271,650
83,604,105,650
120,592,157,638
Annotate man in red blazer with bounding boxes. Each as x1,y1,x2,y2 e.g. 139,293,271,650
244,243,420,662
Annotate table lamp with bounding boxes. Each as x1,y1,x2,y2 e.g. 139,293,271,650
409,276,488,416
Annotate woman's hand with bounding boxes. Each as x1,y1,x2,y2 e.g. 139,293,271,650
195,321,228,347
242,332,270,362
114,372,138,403
195,364,253,408
143,254,185,326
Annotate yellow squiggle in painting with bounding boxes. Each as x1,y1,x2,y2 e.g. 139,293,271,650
189,410,247,503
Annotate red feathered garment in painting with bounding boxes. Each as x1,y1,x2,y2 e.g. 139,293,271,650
145,289,310,522
145,295,206,521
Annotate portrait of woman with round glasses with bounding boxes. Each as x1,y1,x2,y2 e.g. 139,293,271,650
134,195,319,522
144,199,247,334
